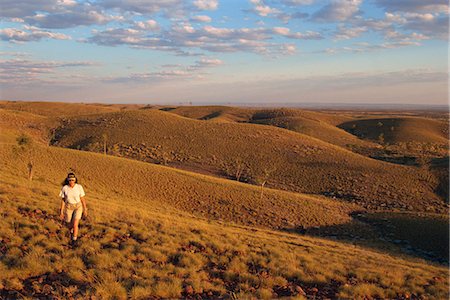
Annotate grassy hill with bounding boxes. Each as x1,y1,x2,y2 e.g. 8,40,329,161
0,100,128,117
0,143,358,231
0,109,64,148
164,106,255,123
50,109,446,213
338,117,449,145
167,106,375,148
1,142,448,299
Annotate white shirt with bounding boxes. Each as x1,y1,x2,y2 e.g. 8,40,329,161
59,183,85,204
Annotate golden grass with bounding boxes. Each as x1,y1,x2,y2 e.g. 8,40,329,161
0,142,358,230
51,108,446,213
0,100,121,117
0,162,448,299
339,117,449,145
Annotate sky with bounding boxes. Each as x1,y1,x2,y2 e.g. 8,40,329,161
0,0,448,105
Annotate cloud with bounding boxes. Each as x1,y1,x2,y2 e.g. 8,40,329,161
0,0,60,18
0,26,71,42
25,10,123,29
100,0,185,15
133,19,159,30
272,27,323,39
320,40,422,55
193,58,224,68
313,0,362,22
249,0,280,17
193,0,218,10
333,25,367,40
0,58,98,84
191,15,212,22
374,0,448,13
401,13,448,40
281,0,316,5
104,57,223,83
1,1,123,29
85,24,322,56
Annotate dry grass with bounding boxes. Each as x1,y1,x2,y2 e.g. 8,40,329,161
0,100,122,117
50,108,446,213
339,117,449,145
0,163,448,299
0,142,358,230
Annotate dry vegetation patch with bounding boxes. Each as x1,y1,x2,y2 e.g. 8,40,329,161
0,172,448,299
50,109,447,213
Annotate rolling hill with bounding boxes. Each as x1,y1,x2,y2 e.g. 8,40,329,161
338,117,449,145
0,140,448,299
0,100,137,117
0,142,358,231
1,101,449,299
50,109,446,213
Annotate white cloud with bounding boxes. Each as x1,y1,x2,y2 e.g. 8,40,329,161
191,15,212,22
333,25,367,40
313,0,362,22
85,24,321,56
0,26,71,42
134,20,159,30
104,57,223,83
100,0,185,14
281,0,315,5
193,0,218,10
320,40,422,55
0,58,97,84
250,0,280,17
375,0,448,13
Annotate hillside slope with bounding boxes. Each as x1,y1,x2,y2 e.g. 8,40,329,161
1,144,448,299
167,106,374,148
338,117,449,144
51,109,446,212
0,109,58,144
0,101,122,117
0,143,358,230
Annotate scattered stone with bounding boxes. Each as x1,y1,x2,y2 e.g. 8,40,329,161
295,285,306,296
184,285,194,295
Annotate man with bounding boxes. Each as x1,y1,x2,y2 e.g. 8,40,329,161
59,172,88,247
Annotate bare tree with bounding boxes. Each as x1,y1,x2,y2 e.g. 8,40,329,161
102,133,108,155
252,166,276,199
221,157,250,182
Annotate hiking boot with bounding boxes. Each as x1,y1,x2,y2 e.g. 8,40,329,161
71,239,79,248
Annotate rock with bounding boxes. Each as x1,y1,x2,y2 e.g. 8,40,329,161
184,285,194,295
295,285,306,296
42,284,53,294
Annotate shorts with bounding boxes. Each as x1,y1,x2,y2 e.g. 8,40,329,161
64,202,83,223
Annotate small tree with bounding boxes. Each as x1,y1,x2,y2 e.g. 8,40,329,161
222,157,250,182
252,166,276,199
14,134,35,181
102,133,108,155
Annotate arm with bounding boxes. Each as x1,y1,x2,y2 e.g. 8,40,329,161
80,196,88,216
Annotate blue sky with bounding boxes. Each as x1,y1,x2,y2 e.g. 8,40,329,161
0,0,448,104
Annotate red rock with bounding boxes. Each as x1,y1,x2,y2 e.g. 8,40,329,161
184,285,194,295
311,287,319,293
42,284,53,294
295,285,306,296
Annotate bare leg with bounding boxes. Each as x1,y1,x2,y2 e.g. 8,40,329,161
73,218,80,239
